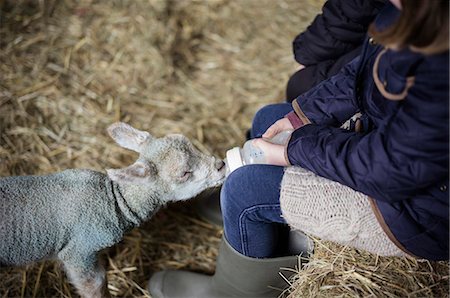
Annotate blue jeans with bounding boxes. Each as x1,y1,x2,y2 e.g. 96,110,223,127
221,103,293,258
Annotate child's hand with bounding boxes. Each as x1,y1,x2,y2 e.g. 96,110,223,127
253,139,289,166
262,118,294,139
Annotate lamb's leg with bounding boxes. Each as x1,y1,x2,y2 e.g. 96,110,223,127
59,252,110,298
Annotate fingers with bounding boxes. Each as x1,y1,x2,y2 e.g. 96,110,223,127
253,139,288,166
262,118,294,139
263,119,283,139
262,124,280,139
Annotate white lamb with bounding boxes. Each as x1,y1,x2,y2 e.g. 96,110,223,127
0,122,226,298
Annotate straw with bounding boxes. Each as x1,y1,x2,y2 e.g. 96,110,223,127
1,0,448,297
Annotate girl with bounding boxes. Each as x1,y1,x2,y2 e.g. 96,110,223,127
149,1,449,297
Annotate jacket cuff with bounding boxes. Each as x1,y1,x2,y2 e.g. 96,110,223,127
284,133,293,166
292,98,312,125
285,111,304,129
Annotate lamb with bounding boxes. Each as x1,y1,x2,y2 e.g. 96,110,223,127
0,122,226,298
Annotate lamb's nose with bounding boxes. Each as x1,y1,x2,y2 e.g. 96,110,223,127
215,160,225,171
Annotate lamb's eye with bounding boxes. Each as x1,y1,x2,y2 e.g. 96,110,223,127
179,171,192,181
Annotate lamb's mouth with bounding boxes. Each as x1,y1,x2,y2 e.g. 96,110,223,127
215,176,226,186
208,176,225,188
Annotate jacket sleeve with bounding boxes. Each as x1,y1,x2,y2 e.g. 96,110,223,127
293,0,386,66
291,55,360,127
286,62,449,202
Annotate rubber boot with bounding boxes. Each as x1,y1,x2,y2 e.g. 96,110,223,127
194,187,223,227
148,237,303,298
288,230,314,258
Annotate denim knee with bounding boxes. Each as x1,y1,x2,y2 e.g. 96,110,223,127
220,164,285,220
220,166,254,227
220,165,286,255
250,103,293,138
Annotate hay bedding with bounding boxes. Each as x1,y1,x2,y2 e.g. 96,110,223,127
0,0,448,297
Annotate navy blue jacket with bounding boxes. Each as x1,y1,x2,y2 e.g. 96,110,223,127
287,0,386,101
293,0,386,67
287,4,449,260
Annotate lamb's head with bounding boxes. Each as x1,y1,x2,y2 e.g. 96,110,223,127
106,122,226,201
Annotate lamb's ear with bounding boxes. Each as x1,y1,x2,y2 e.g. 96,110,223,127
107,122,152,153
106,161,156,184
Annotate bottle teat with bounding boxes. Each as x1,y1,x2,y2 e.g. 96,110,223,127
225,147,245,174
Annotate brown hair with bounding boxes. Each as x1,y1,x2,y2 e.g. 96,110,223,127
368,0,449,54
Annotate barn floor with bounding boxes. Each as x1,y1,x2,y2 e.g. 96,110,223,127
0,1,448,297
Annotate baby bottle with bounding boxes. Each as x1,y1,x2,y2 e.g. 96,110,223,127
224,130,293,175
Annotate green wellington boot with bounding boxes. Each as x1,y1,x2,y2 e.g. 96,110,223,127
148,236,310,298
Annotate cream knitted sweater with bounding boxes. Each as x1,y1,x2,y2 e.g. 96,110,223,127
279,166,406,257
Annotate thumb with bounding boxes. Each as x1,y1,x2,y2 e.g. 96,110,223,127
263,122,281,139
